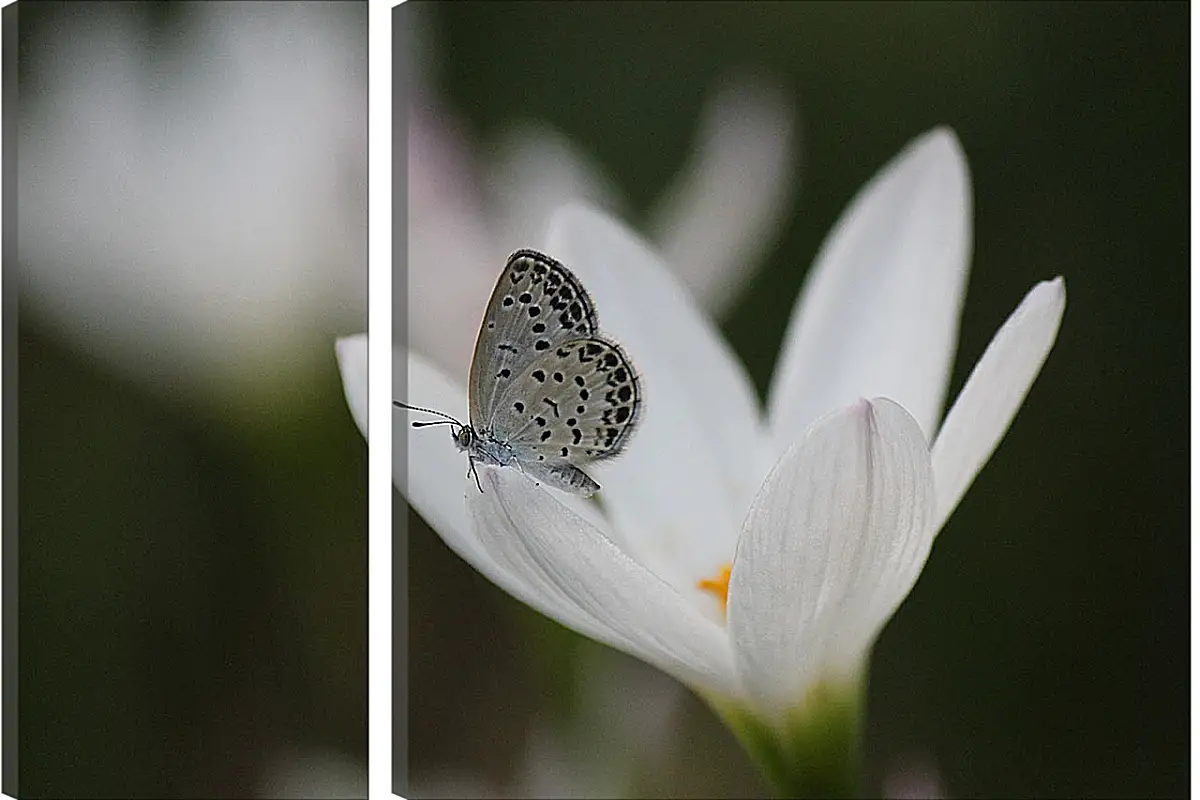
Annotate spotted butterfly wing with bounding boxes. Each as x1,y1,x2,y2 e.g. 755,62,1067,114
487,336,642,492
468,250,599,428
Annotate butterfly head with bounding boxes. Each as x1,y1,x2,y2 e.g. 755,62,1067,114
394,400,488,493
452,424,475,452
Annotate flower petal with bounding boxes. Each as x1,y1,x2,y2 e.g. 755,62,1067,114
727,398,935,716
768,128,972,445
471,466,738,695
349,340,609,640
398,349,610,558
396,349,476,551
930,278,1066,532
647,72,797,316
399,349,635,649
335,334,369,439
547,204,770,603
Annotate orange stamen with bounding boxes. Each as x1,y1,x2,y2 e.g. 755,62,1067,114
697,563,733,618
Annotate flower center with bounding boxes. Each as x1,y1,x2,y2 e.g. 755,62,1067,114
697,563,733,618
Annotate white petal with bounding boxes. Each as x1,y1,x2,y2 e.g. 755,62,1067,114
398,349,610,555
768,128,972,445
931,278,1066,532
400,347,695,680
647,73,797,316
399,350,631,646
335,334,369,439
727,398,935,715
397,350,476,553
471,466,738,695
547,204,770,604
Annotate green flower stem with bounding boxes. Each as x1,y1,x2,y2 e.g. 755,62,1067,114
704,675,865,799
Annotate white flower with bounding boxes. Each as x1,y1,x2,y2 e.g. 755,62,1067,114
408,68,796,380
339,127,1065,747
20,3,366,397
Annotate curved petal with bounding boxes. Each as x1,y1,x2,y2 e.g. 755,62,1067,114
727,398,935,716
472,466,738,696
399,349,639,653
396,350,476,552
335,334,369,439
931,278,1066,532
547,204,770,602
647,72,797,316
768,128,972,445
349,341,632,672
398,349,610,559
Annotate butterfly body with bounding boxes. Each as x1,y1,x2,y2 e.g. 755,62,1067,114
451,424,517,472
408,249,642,498
455,423,603,496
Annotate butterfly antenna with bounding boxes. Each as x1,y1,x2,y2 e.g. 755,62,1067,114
393,401,464,429
396,399,482,491
410,419,458,430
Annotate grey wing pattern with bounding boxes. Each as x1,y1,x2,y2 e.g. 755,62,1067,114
488,336,642,467
468,250,599,426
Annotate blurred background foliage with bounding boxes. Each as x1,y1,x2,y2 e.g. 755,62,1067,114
15,2,366,797
403,2,1186,798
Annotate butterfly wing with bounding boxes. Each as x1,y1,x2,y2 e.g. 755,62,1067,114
468,250,599,427
487,336,642,477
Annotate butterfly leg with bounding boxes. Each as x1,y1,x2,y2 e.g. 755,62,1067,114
466,455,484,493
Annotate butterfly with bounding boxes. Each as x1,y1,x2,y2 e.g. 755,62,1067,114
397,249,643,497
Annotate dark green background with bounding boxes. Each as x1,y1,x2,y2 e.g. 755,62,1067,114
17,323,367,798
405,2,1187,797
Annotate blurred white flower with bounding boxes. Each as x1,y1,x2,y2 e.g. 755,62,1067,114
882,753,945,800
402,649,682,799
344,128,1065,785
19,3,366,400
407,68,796,380
257,745,367,800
